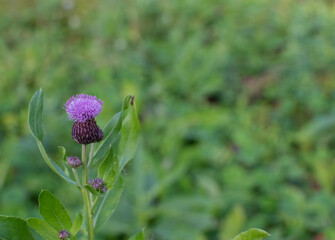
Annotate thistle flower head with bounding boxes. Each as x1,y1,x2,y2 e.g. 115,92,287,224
67,156,82,168
64,94,103,123
58,230,70,239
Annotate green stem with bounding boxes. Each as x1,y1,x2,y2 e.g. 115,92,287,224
87,143,95,168
82,144,94,240
72,169,81,187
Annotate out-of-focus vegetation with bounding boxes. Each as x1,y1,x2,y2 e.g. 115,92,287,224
1,0,335,239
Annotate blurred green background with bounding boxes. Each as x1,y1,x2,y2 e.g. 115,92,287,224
1,0,335,239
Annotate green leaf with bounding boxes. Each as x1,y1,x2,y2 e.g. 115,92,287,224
70,212,82,236
84,185,102,196
28,89,74,185
93,95,140,170
232,228,270,240
39,190,72,231
37,141,76,185
58,146,67,162
118,95,140,171
28,89,44,141
27,218,59,240
0,216,36,240
219,205,246,240
93,112,122,165
93,177,124,231
129,229,145,240
98,149,119,188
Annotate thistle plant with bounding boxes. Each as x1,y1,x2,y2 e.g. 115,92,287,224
0,89,270,240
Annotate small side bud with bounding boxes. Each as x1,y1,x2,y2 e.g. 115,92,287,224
100,186,108,193
88,179,93,185
58,230,70,239
92,178,104,190
67,156,82,168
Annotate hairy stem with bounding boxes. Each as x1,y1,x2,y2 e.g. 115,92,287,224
82,144,94,240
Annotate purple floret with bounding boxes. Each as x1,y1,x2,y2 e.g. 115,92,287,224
58,230,70,239
64,94,103,122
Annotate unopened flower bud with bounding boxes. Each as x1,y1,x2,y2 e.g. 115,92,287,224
92,178,104,190
58,230,70,239
72,118,104,144
100,186,108,193
67,156,82,168
88,179,93,185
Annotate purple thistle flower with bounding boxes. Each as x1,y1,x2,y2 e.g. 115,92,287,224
58,230,70,239
92,177,104,190
64,94,104,144
67,156,82,168
64,94,103,123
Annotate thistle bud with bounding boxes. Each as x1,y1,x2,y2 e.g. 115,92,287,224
58,230,70,239
72,118,103,144
66,156,82,168
100,186,108,193
88,179,93,185
92,177,104,190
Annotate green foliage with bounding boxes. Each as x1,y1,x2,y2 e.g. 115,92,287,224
38,190,72,231
27,218,59,240
28,89,43,141
94,177,124,231
0,216,35,240
70,212,83,236
232,228,270,240
129,229,145,240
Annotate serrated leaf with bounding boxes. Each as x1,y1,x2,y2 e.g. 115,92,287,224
28,89,44,141
0,216,36,240
232,228,270,240
118,95,140,171
93,177,124,231
39,190,72,231
37,141,76,185
129,229,145,240
27,218,59,240
70,212,82,236
93,112,122,165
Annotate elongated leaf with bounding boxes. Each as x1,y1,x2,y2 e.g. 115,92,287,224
129,229,145,240
0,216,36,240
39,190,72,231
93,112,122,165
232,228,270,240
28,89,44,141
70,212,82,236
98,148,114,179
118,95,140,171
37,141,76,185
98,149,119,188
93,177,124,231
27,218,59,240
